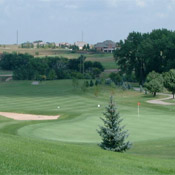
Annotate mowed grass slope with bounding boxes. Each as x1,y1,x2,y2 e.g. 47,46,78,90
0,80,175,174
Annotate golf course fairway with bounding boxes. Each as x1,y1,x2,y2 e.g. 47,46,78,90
0,80,175,175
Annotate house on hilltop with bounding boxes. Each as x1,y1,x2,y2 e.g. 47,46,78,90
94,40,116,53
74,41,88,50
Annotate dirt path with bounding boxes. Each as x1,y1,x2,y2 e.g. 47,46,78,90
147,94,174,105
0,112,59,121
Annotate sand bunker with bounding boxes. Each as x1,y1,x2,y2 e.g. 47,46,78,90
0,112,59,121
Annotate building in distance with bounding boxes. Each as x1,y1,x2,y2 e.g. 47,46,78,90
59,42,71,49
74,41,88,50
94,40,116,53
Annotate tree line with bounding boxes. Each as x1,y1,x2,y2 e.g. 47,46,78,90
21,41,57,49
114,29,175,85
0,53,104,80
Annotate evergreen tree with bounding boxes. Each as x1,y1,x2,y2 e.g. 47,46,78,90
85,80,89,87
90,80,94,87
97,96,131,152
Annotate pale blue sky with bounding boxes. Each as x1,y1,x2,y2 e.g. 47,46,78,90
0,0,175,44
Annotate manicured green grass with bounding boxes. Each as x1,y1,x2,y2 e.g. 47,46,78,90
164,98,175,104
0,80,175,174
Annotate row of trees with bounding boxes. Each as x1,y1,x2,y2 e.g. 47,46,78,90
114,29,175,85
144,70,175,98
21,42,57,49
0,53,104,80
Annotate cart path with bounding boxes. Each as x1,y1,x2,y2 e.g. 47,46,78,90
147,94,174,105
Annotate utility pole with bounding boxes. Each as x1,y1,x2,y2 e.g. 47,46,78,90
82,31,84,42
16,30,19,45
16,30,19,55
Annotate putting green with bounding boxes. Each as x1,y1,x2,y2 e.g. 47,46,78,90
18,90,175,143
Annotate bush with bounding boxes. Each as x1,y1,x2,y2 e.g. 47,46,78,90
92,68,101,78
122,82,128,91
105,78,112,86
109,72,122,85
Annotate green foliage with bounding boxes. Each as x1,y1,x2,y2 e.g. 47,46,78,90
78,55,86,74
35,51,39,56
90,80,94,87
163,69,175,99
95,79,98,86
93,61,104,72
97,96,131,152
109,72,122,85
0,53,33,70
21,42,34,48
114,29,175,85
83,44,90,51
70,45,79,52
144,71,164,96
122,82,128,91
105,78,112,86
92,68,101,78
85,80,89,87
0,53,104,80
48,69,57,80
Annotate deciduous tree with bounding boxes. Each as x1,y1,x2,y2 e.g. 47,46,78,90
163,69,175,99
144,71,164,96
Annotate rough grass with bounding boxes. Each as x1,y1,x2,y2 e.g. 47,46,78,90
0,80,175,174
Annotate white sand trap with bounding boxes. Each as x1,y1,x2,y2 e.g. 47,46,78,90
0,112,59,121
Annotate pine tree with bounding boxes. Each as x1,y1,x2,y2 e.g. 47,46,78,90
97,96,131,152
90,80,94,87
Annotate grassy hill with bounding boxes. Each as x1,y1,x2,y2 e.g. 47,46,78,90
0,45,116,69
0,80,175,174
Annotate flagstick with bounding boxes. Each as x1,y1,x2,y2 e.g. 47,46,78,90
138,105,140,118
